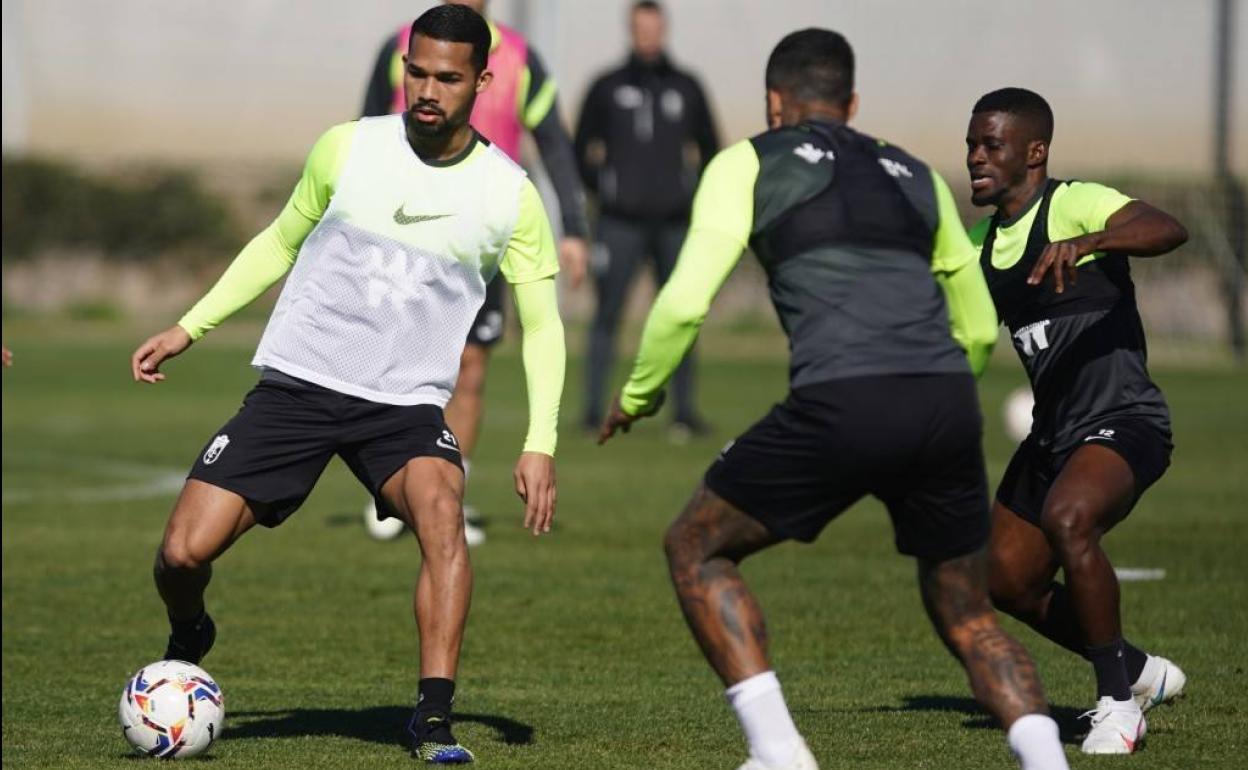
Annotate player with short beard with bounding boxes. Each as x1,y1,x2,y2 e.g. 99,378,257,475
966,87,1188,755
130,5,564,763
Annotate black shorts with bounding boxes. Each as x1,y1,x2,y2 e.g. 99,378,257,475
466,276,505,348
997,418,1172,526
704,373,990,561
188,379,463,527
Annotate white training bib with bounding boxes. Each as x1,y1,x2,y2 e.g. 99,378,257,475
253,116,527,406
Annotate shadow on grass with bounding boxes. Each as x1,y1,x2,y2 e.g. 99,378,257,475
863,695,1086,744
224,706,533,747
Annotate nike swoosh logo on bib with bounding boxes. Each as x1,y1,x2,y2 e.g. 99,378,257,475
393,206,454,225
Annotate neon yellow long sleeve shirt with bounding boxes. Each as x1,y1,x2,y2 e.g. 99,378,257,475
176,122,565,455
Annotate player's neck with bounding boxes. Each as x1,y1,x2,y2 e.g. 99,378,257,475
789,103,848,126
997,172,1048,220
404,116,477,165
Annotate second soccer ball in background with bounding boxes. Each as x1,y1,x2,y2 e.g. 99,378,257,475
1002,386,1035,443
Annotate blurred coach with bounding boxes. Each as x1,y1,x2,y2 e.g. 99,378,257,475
575,0,719,437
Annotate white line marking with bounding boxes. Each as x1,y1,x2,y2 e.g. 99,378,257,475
2,452,185,505
1114,568,1166,582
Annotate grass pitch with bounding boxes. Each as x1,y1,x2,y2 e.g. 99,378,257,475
2,321,1246,768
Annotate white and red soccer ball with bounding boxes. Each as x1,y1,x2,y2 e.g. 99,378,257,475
119,660,224,759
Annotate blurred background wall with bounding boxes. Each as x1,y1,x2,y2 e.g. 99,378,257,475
2,0,1245,358
4,0,1245,175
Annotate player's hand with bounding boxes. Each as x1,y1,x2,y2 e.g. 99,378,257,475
131,326,193,384
558,236,589,289
514,451,556,536
1028,236,1092,294
597,391,664,445
2,345,11,368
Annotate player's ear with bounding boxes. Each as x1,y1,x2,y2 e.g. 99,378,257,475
846,92,859,122
1027,139,1049,168
476,68,493,94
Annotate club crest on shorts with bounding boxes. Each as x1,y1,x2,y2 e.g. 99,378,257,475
203,434,230,465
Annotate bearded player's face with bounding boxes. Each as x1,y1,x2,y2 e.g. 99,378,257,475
403,35,490,138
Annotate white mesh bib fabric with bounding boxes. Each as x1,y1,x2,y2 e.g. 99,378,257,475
253,116,526,405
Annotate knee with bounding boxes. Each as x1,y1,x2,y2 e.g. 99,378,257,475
1040,500,1099,554
416,492,468,561
663,519,704,574
157,538,210,573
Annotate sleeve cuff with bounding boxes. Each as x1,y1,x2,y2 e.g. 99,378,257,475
618,389,656,417
521,444,556,457
176,318,205,342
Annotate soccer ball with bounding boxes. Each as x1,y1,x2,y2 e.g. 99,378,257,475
119,660,224,759
1002,386,1035,443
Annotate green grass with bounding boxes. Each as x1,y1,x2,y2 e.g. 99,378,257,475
2,321,1246,768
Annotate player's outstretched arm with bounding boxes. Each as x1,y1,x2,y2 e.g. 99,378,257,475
600,141,755,443
597,227,740,444
132,123,351,384
511,277,565,536
1029,198,1188,293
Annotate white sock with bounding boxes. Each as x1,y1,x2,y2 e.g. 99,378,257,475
725,671,803,768
1007,714,1069,770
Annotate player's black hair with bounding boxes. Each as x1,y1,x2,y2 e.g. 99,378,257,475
409,4,491,74
632,1,663,14
973,87,1054,143
765,28,854,107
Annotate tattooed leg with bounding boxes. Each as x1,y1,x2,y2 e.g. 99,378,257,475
919,546,1050,728
663,484,781,686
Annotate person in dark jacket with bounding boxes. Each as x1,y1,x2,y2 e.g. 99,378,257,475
575,0,719,437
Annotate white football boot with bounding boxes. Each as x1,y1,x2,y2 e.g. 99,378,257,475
363,498,406,540
1080,697,1145,754
736,741,819,770
463,505,486,547
1131,655,1186,712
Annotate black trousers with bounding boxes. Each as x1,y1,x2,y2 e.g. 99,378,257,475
585,213,698,425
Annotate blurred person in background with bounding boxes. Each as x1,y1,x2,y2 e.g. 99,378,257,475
966,87,1189,755
362,0,588,544
575,0,719,439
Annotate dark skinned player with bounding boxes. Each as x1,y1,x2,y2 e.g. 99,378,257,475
966,87,1189,755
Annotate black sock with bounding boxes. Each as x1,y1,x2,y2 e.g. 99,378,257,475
416,678,456,716
1036,583,1087,655
1087,639,1132,701
1122,640,1149,684
168,610,207,636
